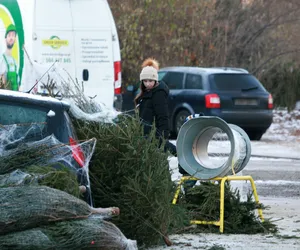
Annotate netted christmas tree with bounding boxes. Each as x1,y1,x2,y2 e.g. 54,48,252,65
0,99,138,249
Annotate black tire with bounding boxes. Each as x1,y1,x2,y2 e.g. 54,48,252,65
174,110,190,137
247,131,263,141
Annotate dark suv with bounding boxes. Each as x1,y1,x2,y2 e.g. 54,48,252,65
158,67,273,140
0,89,92,204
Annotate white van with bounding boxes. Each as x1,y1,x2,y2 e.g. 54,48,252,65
0,0,122,109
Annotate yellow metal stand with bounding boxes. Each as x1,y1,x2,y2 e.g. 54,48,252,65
172,175,264,233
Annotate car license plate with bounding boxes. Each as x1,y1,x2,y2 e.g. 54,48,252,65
234,99,258,105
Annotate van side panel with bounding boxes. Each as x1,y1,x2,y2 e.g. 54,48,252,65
70,0,114,107
73,31,114,105
33,0,75,94
35,0,73,30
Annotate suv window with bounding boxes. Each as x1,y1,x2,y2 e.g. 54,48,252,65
208,74,265,91
158,72,166,81
185,74,203,89
162,72,184,89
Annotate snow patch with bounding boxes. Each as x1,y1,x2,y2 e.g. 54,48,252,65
47,110,55,117
255,180,300,185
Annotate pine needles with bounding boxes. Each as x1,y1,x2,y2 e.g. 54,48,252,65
180,181,278,234
0,218,134,250
27,165,81,198
73,114,190,248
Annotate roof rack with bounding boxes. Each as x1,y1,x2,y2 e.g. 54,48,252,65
211,67,249,73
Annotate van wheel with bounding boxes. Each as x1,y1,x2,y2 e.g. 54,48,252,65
174,110,190,137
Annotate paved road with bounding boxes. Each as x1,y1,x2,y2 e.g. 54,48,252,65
170,138,300,198
241,157,300,197
170,158,300,197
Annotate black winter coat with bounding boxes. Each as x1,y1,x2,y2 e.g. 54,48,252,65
137,81,170,139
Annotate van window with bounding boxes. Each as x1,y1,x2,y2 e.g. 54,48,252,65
185,74,203,89
163,72,184,89
209,74,265,91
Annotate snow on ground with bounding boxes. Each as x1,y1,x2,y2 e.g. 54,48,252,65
262,108,300,142
252,109,300,159
148,197,300,250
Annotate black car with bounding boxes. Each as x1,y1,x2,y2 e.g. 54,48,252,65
158,67,273,140
0,89,92,204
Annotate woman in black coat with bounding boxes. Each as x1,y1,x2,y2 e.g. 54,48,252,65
134,59,195,188
134,58,170,140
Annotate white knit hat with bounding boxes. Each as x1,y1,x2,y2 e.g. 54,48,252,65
140,66,158,81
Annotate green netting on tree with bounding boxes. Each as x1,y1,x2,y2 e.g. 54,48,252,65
0,230,53,250
0,169,34,187
27,166,81,198
0,167,80,198
0,186,120,235
0,142,52,174
0,218,137,250
0,131,97,204
0,133,96,179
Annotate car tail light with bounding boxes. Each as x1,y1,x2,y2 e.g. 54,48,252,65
205,94,221,108
114,61,122,95
268,94,273,109
69,137,85,168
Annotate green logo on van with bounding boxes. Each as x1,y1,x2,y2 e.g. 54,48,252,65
42,36,69,50
0,0,25,83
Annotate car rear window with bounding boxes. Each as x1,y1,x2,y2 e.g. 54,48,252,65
0,103,47,125
0,101,73,148
0,102,50,143
208,74,266,91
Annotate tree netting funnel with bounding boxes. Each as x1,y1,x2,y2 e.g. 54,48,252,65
176,116,251,179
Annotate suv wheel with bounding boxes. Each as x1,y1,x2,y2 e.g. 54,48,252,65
174,110,190,136
247,130,263,141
